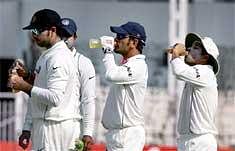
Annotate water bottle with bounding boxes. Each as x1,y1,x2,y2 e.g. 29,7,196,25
74,139,84,151
89,38,102,48
8,59,24,93
11,69,19,93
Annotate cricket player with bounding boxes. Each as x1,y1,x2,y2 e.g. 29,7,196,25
60,17,96,151
8,9,81,150
168,33,219,151
100,22,148,151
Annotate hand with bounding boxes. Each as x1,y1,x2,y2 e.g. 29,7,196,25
167,43,188,59
8,74,33,95
19,130,31,150
8,59,35,85
9,59,25,75
82,135,94,151
100,36,114,53
173,43,187,56
15,60,30,78
16,63,29,78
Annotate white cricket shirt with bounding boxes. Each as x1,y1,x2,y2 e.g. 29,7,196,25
171,58,218,135
71,48,96,137
101,53,148,129
29,41,80,121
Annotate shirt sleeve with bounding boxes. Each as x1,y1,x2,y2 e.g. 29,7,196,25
103,53,146,84
171,58,211,87
22,100,32,131
79,56,96,137
31,54,72,107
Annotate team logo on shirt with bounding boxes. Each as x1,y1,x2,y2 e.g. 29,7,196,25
52,66,59,70
127,67,132,76
123,65,132,77
89,76,95,80
193,67,200,78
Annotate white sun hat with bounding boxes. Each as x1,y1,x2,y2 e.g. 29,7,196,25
185,33,220,75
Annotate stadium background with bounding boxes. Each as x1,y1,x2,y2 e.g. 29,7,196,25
0,0,234,150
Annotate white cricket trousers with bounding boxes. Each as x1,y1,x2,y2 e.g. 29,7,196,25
177,133,217,151
105,125,145,151
31,118,80,151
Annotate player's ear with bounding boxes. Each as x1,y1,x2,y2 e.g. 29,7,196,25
130,38,138,47
133,38,138,45
74,33,78,40
48,26,56,37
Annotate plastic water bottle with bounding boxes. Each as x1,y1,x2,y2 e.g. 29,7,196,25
8,59,24,93
8,69,20,93
74,139,84,151
89,38,102,48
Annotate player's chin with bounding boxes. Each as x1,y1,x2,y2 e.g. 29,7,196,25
37,43,45,48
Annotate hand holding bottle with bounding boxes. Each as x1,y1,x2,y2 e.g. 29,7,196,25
8,59,24,93
89,36,115,54
166,43,188,59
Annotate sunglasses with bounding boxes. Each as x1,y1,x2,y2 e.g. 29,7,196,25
115,34,129,40
31,28,47,36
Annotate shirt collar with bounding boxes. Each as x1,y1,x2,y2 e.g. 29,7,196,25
48,40,67,51
42,40,66,53
41,40,69,57
127,54,146,62
71,47,79,57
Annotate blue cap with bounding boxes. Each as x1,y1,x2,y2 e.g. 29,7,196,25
61,18,77,36
23,9,61,30
110,22,146,45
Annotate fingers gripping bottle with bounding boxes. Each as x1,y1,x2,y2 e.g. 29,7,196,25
11,69,20,93
10,59,24,93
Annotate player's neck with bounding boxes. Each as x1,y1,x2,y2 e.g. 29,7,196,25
123,48,140,59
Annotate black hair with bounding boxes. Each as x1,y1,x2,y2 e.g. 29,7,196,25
201,46,214,67
129,36,144,54
207,55,215,68
56,26,67,39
